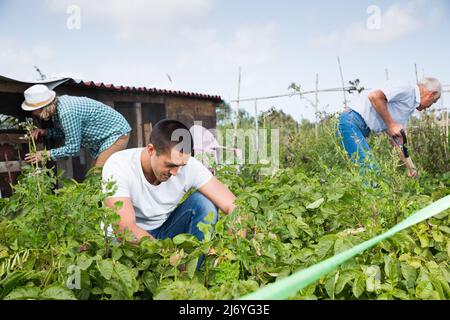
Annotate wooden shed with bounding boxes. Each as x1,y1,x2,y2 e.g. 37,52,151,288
0,75,222,196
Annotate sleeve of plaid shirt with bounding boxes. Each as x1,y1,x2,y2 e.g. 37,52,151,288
49,111,82,160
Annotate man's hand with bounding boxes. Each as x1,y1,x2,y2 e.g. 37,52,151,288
387,122,404,142
25,150,48,164
407,168,419,179
31,128,47,140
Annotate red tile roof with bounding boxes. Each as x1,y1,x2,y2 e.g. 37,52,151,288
67,79,222,101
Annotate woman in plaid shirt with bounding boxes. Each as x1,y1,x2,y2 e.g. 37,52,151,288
22,84,131,167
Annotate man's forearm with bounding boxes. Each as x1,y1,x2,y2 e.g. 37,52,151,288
369,95,395,127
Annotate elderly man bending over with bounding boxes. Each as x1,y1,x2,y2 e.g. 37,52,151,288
338,77,441,177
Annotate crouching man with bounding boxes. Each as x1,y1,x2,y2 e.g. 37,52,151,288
102,119,237,253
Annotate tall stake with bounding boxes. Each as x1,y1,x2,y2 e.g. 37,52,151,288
414,63,419,84
254,99,259,154
315,73,319,141
234,66,241,138
337,56,348,109
442,94,449,161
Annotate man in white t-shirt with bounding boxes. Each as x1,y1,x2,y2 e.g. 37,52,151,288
102,119,237,249
337,77,442,177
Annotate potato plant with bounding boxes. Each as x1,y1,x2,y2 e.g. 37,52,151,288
0,120,448,300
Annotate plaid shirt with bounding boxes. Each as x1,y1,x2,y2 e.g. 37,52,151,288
46,95,131,160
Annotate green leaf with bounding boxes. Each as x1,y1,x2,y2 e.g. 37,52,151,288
334,238,353,255
77,254,94,271
315,235,337,259
173,234,198,245
417,233,429,248
401,263,417,289
431,230,444,242
114,261,137,296
391,288,409,300
142,271,158,294
438,225,450,235
112,247,123,261
306,198,325,210
40,285,77,300
415,280,438,299
295,218,313,236
335,271,354,295
97,259,114,280
204,211,215,224
384,256,400,283
91,287,103,295
248,197,259,210
324,272,338,299
352,274,365,298
4,286,40,300
0,249,8,259
364,266,381,292
187,258,199,279
287,224,298,239
327,192,344,202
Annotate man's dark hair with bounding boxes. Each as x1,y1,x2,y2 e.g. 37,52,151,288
150,119,193,155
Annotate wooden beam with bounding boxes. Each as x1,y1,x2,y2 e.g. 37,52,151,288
0,161,22,173
0,82,29,93
135,102,143,147
0,133,28,144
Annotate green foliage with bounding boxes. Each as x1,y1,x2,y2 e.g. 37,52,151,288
0,118,448,300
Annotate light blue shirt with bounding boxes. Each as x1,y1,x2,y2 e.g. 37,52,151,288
352,83,421,133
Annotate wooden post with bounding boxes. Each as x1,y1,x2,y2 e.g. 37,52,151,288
144,122,152,146
254,99,259,154
315,73,319,141
414,64,419,84
135,102,143,147
234,66,241,139
102,100,115,108
337,56,348,109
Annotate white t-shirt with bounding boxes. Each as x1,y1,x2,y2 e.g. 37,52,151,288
102,148,213,231
352,82,420,133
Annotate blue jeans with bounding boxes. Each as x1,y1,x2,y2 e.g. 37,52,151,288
147,192,218,268
337,109,378,173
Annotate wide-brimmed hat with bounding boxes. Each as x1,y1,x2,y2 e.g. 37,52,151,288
21,84,56,111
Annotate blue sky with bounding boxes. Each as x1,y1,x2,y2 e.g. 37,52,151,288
0,0,449,121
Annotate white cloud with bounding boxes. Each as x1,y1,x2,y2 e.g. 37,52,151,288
178,23,278,71
0,37,54,81
311,0,445,48
49,71,84,80
31,45,53,60
45,0,212,40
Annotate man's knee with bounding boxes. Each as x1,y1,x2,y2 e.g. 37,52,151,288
189,192,218,223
